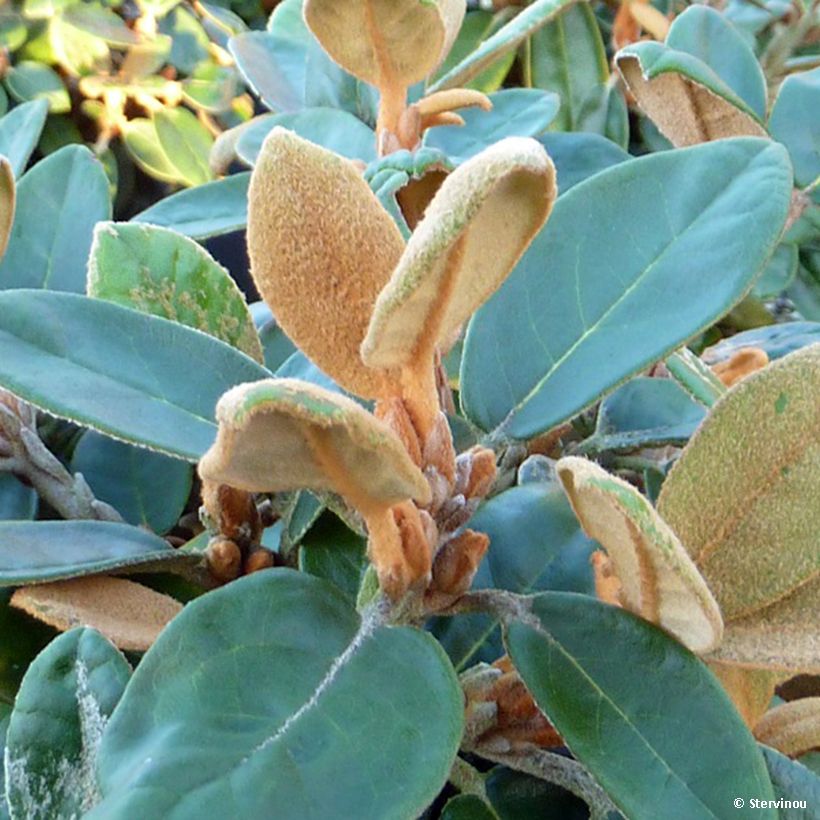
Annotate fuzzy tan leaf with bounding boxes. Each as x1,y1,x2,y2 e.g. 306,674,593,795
0,157,14,263
362,137,555,370
658,344,820,620
11,577,181,652
303,0,465,90
709,662,779,728
754,697,820,757
617,49,766,147
557,457,723,653
247,128,403,399
198,378,431,510
707,575,820,673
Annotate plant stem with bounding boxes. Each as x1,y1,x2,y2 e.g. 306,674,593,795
475,746,620,820
0,397,122,522
666,347,726,408
448,755,489,799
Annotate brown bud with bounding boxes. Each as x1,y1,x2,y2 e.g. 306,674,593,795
464,447,496,499
424,465,451,515
201,480,262,544
393,500,433,582
418,509,439,553
430,529,489,596
206,537,242,583
374,397,423,467
711,347,769,388
244,549,275,575
422,411,456,484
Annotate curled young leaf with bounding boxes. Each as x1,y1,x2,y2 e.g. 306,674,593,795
755,698,820,758
10,577,182,652
199,378,432,598
556,456,723,653
616,43,766,147
247,128,404,399
303,0,465,92
362,137,555,433
658,344,820,621
198,378,430,508
0,157,14,263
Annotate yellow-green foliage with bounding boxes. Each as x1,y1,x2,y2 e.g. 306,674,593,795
658,343,820,620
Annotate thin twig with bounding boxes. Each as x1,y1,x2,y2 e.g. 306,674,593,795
0,394,123,522
474,746,621,820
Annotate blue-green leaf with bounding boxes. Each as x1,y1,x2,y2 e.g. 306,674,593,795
424,89,559,164
0,145,111,292
461,139,792,438
0,290,270,460
769,67,820,188
0,100,49,178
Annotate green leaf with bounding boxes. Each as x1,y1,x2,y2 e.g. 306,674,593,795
430,0,582,92
537,131,629,193
131,172,249,239
181,62,238,113
158,7,209,75
298,514,367,603
153,107,214,188
236,108,376,165
88,221,263,362
0,474,37,521
761,746,820,819
768,66,820,188
486,767,589,819
229,30,304,113
0,521,200,587
657,344,820,620
461,139,793,438
578,376,705,454
753,242,798,299
432,484,596,670
70,433,192,534
432,10,516,93
3,62,70,113
665,5,767,120
0,290,270,460
49,18,111,78
5,628,130,820
615,42,766,147
0,99,49,177
505,593,776,819
0,145,110,292
424,89,559,164
62,3,139,46
528,3,608,131
442,793,499,820
702,321,820,364
121,118,180,184
94,570,463,818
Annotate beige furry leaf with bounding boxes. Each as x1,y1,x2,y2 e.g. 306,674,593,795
658,344,820,620
616,46,766,147
707,575,820,673
11,577,181,652
557,456,723,653
198,378,431,510
362,137,555,370
709,662,779,728
247,128,403,399
303,0,464,90
754,698,820,757
0,157,14,263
